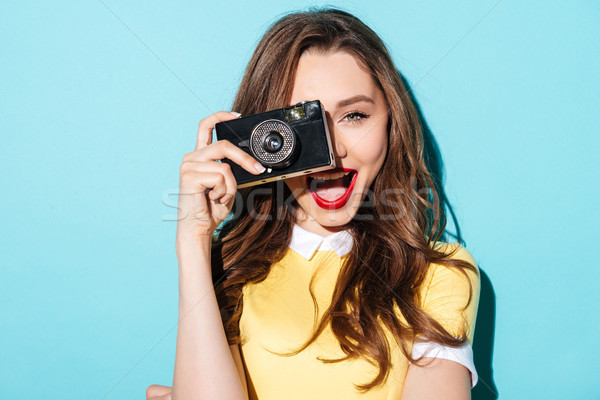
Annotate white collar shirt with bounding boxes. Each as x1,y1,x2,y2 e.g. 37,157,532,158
289,223,353,260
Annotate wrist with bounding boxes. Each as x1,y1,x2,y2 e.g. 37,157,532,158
176,234,212,263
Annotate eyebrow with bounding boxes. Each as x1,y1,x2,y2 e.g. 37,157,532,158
336,94,375,108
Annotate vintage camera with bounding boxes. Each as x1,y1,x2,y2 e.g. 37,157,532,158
215,100,336,188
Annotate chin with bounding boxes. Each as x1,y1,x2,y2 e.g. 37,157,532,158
314,210,356,227
296,192,364,229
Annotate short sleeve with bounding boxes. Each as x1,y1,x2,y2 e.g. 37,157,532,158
412,243,481,387
421,243,480,344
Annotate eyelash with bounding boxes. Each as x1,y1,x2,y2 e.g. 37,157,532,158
342,110,371,125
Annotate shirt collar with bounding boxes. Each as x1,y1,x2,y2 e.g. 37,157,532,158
289,224,353,260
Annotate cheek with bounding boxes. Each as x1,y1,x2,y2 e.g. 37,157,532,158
352,130,388,168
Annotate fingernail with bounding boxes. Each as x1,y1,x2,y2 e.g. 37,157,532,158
220,195,230,204
254,162,266,174
229,111,241,118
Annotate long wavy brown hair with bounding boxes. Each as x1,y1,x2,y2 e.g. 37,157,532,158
211,8,478,391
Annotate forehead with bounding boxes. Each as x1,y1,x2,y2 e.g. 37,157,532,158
290,50,381,105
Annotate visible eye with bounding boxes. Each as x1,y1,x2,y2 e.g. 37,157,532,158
342,111,371,124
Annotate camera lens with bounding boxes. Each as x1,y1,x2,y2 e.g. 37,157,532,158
249,119,298,168
264,131,283,153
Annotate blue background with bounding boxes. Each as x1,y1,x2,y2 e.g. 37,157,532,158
1,1,598,399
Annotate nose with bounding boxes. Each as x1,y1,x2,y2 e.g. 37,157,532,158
325,112,347,160
333,132,347,159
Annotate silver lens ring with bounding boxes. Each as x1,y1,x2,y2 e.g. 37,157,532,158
249,119,296,166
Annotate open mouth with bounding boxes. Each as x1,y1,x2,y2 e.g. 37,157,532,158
306,168,357,209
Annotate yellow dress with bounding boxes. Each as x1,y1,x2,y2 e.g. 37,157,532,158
239,225,480,399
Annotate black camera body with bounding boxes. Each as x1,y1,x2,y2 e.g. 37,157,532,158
215,100,336,188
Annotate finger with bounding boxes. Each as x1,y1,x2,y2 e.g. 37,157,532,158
180,170,230,205
180,161,237,202
196,111,241,151
148,394,171,400
146,384,171,398
190,140,265,175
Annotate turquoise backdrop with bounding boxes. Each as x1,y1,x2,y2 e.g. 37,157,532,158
1,1,598,399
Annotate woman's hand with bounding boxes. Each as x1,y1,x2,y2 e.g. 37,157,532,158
176,111,265,242
146,384,172,400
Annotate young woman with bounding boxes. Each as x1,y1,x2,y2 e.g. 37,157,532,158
147,9,480,400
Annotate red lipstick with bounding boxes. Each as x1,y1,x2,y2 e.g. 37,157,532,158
307,168,357,210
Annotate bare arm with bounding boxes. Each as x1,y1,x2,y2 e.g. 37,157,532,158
158,111,263,400
400,358,471,400
146,343,245,400
172,237,248,400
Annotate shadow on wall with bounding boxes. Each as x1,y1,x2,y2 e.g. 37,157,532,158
471,269,498,399
399,72,499,399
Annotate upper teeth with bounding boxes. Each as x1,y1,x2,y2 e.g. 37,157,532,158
312,171,350,181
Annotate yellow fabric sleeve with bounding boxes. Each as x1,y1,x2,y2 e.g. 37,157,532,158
420,243,481,345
